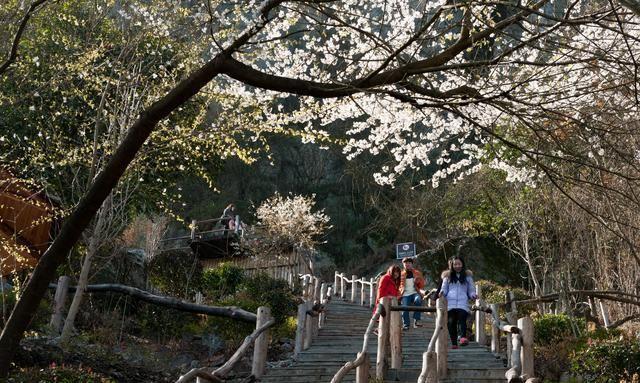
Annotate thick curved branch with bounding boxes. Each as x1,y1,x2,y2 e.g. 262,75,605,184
221,0,549,97
49,283,257,322
0,0,49,76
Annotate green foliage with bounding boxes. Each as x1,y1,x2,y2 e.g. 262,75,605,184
205,273,297,348
201,263,245,299
475,279,533,314
130,303,202,343
273,315,298,340
570,334,640,382
7,365,115,383
147,249,203,299
534,314,584,345
238,273,297,324
1,285,50,331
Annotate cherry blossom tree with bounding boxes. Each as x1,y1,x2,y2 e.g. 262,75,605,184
2,0,640,375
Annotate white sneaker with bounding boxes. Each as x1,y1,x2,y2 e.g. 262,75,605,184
413,319,422,328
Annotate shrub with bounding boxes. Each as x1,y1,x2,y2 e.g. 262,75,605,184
147,249,203,298
205,273,297,350
534,314,585,345
570,334,640,382
239,273,297,324
475,279,534,314
201,263,245,299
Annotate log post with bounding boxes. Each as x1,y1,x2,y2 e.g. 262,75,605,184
418,351,438,383
340,273,346,300
303,300,314,350
369,278,375,308
598,299,611,328
312,279,321,337
319,282,327,329
436,297,448,380
491,304,500,355
475,283,486,345
360,281,366,306
351,274,357,303
301,275,309,300
519,316,534,379
49,275,70,334
505,334,522,383
190,219,197,240
294,303,306,357
251,306,271,378
376,297,391,380
505,292,514,367
390,296,402,369
355,351,370,383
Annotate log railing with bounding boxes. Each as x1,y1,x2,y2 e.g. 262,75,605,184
334,271,377,307
474,301,537,383
330,303,384,383
294,273,328,357
418,297,447,383
176,305,275,383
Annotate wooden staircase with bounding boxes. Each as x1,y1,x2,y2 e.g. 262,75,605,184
261,297,508,383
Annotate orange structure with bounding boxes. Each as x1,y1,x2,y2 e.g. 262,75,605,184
0,169,58,275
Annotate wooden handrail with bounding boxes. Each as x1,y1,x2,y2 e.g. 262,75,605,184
330,303,383,383
418,297,447,383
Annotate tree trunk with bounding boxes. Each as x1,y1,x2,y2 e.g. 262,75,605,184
0,55,225,377
59,198,109,345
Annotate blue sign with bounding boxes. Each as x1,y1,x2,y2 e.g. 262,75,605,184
396,242,416,259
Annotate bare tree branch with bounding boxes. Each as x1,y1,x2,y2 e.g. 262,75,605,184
0,0,49,76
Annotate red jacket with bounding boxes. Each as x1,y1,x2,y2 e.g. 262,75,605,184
378,274,400,299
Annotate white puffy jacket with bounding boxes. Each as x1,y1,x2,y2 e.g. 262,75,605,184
440,270,476,312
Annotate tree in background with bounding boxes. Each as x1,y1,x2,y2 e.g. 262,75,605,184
246,193,331,275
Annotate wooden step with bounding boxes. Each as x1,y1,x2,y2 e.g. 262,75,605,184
263,297,508,383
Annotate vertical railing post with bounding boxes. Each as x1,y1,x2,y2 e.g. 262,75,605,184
334,271,339,296
519,316,534,378
475,283,485,345
319,282,327,329
312,278,321,337
369,277,375,308
351,274,357,303
355,351,370,383
599,299,611,328
234,215,240,234
505,291,513,367
252,306,271,378
360,281,366,306
436,297,448,380
50,275,70,334
390,297,402,370
294,303,306,357
376,296,391,380
303,300,314,350
190,219,197,240
340,273,346,300
490,303,500,355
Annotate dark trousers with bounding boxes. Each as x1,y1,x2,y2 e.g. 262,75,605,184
447,309,469,345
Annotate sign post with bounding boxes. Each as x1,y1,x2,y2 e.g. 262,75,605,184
396,242,416,259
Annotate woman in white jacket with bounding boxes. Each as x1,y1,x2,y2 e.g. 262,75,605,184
440,256,477,349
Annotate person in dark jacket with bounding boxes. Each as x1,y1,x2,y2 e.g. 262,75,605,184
440,256,477,349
